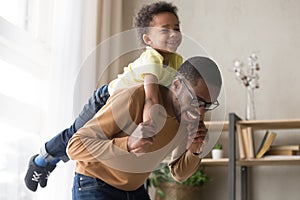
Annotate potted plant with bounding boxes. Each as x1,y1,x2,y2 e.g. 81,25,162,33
148,163,211,200
212,143,223,159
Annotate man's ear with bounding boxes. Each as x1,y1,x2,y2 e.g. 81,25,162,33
172,78,181,90
143,34,152,45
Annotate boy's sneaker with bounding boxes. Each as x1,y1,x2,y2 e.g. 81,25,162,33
39,164,56,188
24,154,45,192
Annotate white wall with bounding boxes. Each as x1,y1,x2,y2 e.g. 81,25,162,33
174,0,300,121
125,1,300,199
130,0,300,120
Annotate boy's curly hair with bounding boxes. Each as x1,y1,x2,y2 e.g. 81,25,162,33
133,1,179,45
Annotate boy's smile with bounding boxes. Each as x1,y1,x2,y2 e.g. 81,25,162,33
143,12,182,53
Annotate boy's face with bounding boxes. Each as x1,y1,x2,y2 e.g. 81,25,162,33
143,12,182,53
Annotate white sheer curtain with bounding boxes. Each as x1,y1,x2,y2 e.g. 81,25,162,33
39,0,125,199
36,1,85,199
44,1,124,200
0,0,123,199
38,0,99,199
0,1,50,199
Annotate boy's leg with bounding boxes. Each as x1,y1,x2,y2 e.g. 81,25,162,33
43,84,109,161
24,85,109,192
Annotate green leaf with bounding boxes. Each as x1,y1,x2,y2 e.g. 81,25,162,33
157,189,165,198
149,164,211,187
213,143,222,149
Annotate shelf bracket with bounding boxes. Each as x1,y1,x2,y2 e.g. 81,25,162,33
229,113,241,200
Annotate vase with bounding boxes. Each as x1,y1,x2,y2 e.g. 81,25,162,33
246,87,256,120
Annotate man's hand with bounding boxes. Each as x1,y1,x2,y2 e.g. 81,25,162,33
188,120,208,155
127,121,156,155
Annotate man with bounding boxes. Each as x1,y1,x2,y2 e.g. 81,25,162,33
67,56,222,200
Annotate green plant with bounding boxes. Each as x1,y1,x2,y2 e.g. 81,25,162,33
148,163,211,198
213,143,223,150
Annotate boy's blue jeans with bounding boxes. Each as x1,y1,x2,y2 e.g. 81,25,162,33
72,173,151,200
42,85,110,162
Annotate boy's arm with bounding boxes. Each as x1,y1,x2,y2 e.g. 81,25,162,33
143,73,159,122
67,86,157,161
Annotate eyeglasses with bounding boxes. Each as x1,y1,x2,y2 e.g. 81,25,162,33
179,78,219,110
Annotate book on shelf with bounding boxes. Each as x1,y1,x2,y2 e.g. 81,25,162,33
256,130,277,159
237,126,255,159
266,145,300,156
236,125,246,159
266,149,298,156
246,127,255,158
262,155,300,159
269,145,300,151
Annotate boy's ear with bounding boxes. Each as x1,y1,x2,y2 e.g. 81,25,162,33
143,34,152,45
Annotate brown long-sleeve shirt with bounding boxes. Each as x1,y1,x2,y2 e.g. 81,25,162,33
67,85,202,191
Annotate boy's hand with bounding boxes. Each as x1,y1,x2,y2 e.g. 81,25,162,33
128,104,167,155
127,121,156,155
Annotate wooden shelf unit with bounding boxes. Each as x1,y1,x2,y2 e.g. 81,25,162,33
237,119,300,130
204,115,300,200
228,113,300,200
201,158,229,166
205,121,229,131
150,116,300,198
202,157,300,166
237,157,300,166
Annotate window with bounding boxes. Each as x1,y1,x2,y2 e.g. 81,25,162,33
0,0,52,199
0,0,25,29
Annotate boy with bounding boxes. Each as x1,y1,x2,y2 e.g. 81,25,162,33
25,1,183,192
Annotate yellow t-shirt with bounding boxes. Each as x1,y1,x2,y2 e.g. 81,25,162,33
108,46,183,95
